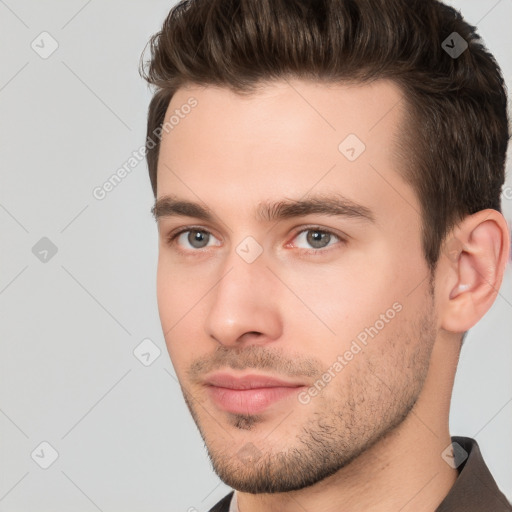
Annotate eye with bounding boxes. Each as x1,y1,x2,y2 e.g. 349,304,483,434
168,228,221,250
291,228,343,250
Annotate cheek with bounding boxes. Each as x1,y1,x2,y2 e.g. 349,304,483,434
156,264,178,332
275,250,424,377
276,252,398,340
156,256,209,327
156,260,203,364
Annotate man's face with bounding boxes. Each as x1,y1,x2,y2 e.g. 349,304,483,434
155,79,439,492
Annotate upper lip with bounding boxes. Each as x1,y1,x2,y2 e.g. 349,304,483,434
204,373,306,390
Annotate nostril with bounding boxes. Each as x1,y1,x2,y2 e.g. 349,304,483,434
236,331,264,343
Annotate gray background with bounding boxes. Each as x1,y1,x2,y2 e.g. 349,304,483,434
0,0,511,510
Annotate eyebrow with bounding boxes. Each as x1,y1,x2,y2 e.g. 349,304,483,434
151,194,376,225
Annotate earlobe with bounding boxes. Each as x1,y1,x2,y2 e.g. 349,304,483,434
440,209,510,333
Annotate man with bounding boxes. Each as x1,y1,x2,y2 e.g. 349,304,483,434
140,0,511,510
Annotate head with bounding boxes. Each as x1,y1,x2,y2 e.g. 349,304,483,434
141,0,510,494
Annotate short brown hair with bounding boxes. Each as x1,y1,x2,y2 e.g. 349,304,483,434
140,0,509,273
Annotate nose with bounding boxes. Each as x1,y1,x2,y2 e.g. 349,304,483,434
204,251,283,347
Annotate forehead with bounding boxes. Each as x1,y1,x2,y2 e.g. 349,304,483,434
156,79,417,224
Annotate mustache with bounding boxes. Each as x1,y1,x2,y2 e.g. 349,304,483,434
186,345,324,382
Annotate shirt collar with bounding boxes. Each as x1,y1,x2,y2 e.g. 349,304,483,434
435,436,511,511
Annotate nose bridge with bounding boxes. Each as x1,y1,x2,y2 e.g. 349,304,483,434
204,243,282,345
216,234,269,299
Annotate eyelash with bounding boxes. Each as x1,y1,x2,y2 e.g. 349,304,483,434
165,225,346,255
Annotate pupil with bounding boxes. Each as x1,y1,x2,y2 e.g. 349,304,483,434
307,230,330,248
189,230,209,248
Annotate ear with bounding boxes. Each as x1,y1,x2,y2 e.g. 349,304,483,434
438,209,510,333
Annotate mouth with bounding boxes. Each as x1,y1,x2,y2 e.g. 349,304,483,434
203,372,307,415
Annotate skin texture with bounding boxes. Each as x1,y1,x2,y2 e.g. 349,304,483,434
154,79,510,512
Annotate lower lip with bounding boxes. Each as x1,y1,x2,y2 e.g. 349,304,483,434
206,386,304,415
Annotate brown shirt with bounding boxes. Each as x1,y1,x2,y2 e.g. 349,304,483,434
208,436,511,511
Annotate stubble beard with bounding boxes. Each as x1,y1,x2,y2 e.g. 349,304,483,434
180,295,436,494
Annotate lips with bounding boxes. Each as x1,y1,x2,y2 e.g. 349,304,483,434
205,373,305,389
204,373,306,415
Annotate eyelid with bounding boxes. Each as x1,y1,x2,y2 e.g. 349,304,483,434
286,225,347,248
165,223,218,239
165,225,222,251
164,224,347,254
